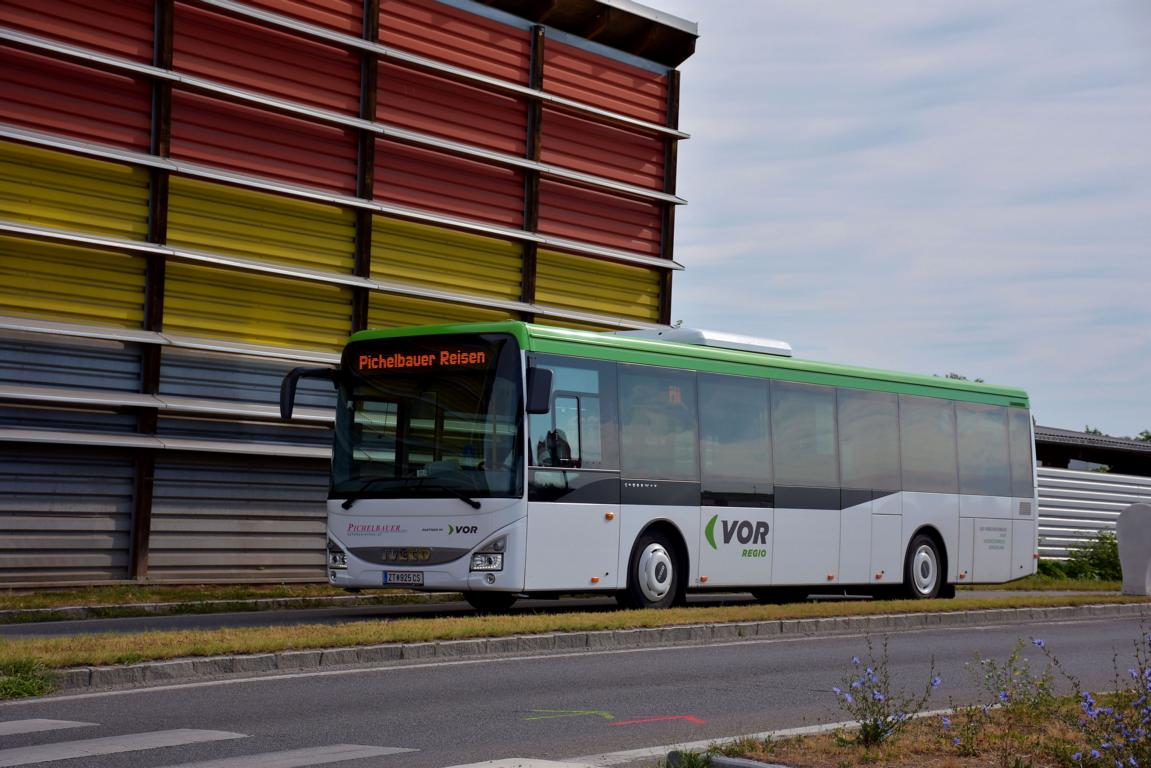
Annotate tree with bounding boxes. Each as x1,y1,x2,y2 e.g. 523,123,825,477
1084,425,1103,436
938,372,985,383
1138,430,1151,443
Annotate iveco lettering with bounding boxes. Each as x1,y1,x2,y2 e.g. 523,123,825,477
281,322,1038,611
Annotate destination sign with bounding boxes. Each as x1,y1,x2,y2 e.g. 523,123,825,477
357,348,488,372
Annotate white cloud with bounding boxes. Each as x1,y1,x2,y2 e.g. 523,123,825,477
651,0,1151,435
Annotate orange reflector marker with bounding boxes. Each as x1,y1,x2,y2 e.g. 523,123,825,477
699,576,708,584
827,573,835,581
604,511,615,521
590,576,600,584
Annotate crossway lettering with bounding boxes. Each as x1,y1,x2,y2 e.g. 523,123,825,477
0,719,417,768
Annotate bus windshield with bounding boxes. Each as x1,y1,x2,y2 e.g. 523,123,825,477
332,333,523,504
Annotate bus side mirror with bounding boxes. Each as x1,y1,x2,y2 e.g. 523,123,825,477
280,366,339,419
526,367,553,415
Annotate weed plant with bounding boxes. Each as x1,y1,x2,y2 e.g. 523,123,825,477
0,657,55,699
833,635,939,747
942,638,1059,767
1042,627,1151,767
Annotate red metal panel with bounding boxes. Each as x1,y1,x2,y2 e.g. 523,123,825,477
170,91,358,194
173,3,361,115
379,0,530,84
544,42,668,125
540,107,664,190
0,0,153,62
0,48,152,151
538,180,662,256
375,139,524,228
241,0,363,36
377,62,526,155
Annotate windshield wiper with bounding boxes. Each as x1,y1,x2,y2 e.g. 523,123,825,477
420,481,482,510
338,477,481,510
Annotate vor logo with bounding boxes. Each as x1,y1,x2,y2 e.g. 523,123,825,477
705,514,770,558
448,524,479,535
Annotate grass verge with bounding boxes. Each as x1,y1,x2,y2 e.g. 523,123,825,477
0,594,1144,671
0,658,56,699
0,575,1119,618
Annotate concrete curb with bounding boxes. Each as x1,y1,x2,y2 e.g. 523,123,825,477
48,602,1149,693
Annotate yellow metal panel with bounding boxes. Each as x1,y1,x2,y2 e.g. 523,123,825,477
538,317,612,331
535,249,661,322
167,178,356,273
165,264,352,351
0,141,149,240
0,236,146,327
367,292,514,328
371,216,522,301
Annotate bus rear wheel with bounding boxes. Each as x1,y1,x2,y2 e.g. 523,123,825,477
463,591,517,613
618,531,681,610
902,534,945,599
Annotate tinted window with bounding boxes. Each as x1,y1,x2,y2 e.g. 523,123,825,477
899,395,958,493
838,389,900,490
957,403,1011,496
619,365,698,480
1008,407,1034,498
528,356,618,470
699,374,772,485
771,381,838,487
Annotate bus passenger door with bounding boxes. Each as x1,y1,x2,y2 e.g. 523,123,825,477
524,364,622,591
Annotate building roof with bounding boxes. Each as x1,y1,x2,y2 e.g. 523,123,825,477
1035,425,1151,454
481,0,698,67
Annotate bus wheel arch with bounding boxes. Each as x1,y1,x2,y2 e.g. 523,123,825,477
618,522,688,609
902,527,950,600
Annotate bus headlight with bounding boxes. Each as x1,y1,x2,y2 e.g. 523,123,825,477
328,539,348,570
470,536,506,571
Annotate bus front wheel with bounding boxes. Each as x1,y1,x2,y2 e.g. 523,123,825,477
618,531,681,610
464,591,517,613
902,534,945,599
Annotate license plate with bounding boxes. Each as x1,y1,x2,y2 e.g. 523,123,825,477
382,571,423,586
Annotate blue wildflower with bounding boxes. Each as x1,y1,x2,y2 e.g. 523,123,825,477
843,692,854,704
872,690,885,702
952,737,961,746
1032,638,1045,648
998,691,1009,703
832,686,841,695
931,676,941,688
941,716,951,729
851,655,860,665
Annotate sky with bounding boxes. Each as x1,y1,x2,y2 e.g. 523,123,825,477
646,0,1151,437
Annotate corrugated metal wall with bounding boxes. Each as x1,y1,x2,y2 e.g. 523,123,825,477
1037,467,1151,559
0,0,690,586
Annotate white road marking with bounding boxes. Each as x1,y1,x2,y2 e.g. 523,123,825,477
439,761,596,768
0,728,245,767
156,744,416,767
0,720,94,737
568,708,955,766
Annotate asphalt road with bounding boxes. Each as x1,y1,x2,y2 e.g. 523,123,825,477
1,614,1144,768
0,590,1107,638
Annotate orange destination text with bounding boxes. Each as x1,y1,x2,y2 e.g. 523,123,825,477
358,350,487,371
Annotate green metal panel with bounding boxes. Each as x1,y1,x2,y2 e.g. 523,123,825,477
371,216,522,300
167,178,356,273
350,321,1031,407
0,141,149,239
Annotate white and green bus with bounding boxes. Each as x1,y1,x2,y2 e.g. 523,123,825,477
281,321,1037,611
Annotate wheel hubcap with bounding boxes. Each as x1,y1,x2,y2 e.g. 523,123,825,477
912,544,938,596
637,543,673,603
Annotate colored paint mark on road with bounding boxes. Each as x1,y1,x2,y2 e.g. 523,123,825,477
608,715,706,726
525,709,615,721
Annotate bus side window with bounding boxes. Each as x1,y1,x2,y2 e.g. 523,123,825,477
535,395,582,467
528,356,618,470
